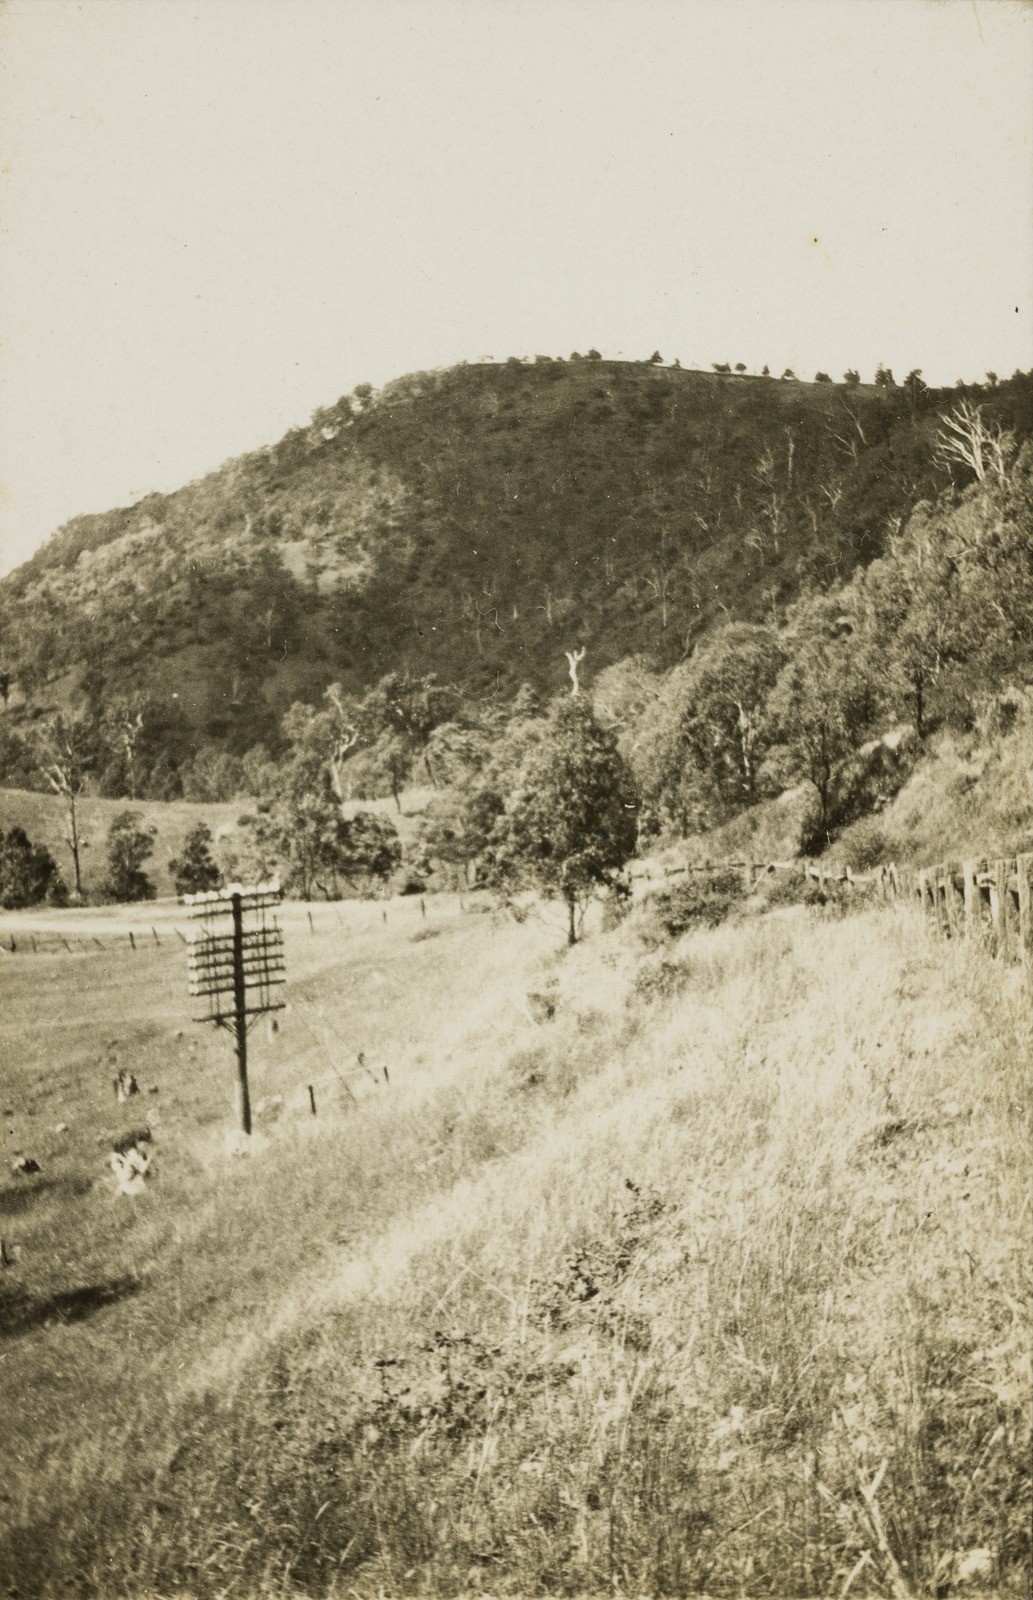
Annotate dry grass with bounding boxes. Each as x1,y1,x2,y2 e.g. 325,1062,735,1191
836,717,1033,868
0,889,1029,1597
0,786,246,900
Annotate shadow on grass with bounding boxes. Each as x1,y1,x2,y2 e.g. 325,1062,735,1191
0,1274,142,1341
0,1173,94,1216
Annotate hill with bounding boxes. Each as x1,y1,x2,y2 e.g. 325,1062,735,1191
5,361,1029,762
0,886,1028,1594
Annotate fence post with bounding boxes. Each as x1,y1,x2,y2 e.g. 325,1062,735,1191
937,864,953,937
1017,854,1033,969
961,860,979,934
948,863,966,937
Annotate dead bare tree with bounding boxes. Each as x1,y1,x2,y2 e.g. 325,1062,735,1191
565,647,586,697
322,684,360,803
935,401,1013,483
103,698,145,799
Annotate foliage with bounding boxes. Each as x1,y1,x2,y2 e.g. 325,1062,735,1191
29,710,100,898
0,826,67,909
486,697,638,942
102,809,157,902
7,360,1023,771
168,821,222,895
242,788,402,900
766,594,884,845
631,623,785,830
638,868,746,944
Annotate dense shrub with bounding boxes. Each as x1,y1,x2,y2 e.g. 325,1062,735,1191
643,868,746,941
102,810,156,902
0,826,67,909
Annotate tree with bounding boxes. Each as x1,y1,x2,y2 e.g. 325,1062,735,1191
814,371,832,384
780,368,796,381
101,696,146,799
587,348,602,360
874,363,895,388
761,364,771,378
487,698,638,944
103,810,157,902
735,363,747,375
712,362,732,375
169,822,222,895
261,790,401,898
843,369,860,386
631,624,784,831
0,827,66,909
341,811,403,884
649,350,663,364
766,597,881,844
935,400,1013,483
31,711,98,899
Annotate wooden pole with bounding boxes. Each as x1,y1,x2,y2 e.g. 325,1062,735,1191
1017,853,1033,970
308,1084,317,1116
231,891,252,1136
989,859,1006,956
962,860,978,934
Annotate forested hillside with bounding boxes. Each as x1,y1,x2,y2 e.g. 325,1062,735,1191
5,361,1029,749
1,359,1031,899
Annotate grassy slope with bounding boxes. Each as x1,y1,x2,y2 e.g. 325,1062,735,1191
0,787,246,900
835,712,1033,868
0,888,1028,1596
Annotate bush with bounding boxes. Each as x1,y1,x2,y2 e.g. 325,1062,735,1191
0,827,67,909
755,867,828,909
643,869,746,941
102,810,156,902
169,822,222,895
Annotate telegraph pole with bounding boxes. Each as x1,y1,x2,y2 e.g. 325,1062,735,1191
231,890,252,1135
185,881,285,1136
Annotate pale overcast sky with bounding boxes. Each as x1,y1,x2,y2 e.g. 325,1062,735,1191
0,0,1030,575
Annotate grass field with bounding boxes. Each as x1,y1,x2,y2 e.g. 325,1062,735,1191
0,785,436,903
0,884,1029,1596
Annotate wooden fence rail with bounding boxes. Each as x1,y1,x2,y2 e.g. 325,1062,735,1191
913,854,1033,967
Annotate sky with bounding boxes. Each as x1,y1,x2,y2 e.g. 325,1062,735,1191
0,0,1030,575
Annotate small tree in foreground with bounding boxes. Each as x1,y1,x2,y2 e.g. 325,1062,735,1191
488,698,638,944
169,821,222,895
103,810,156,902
